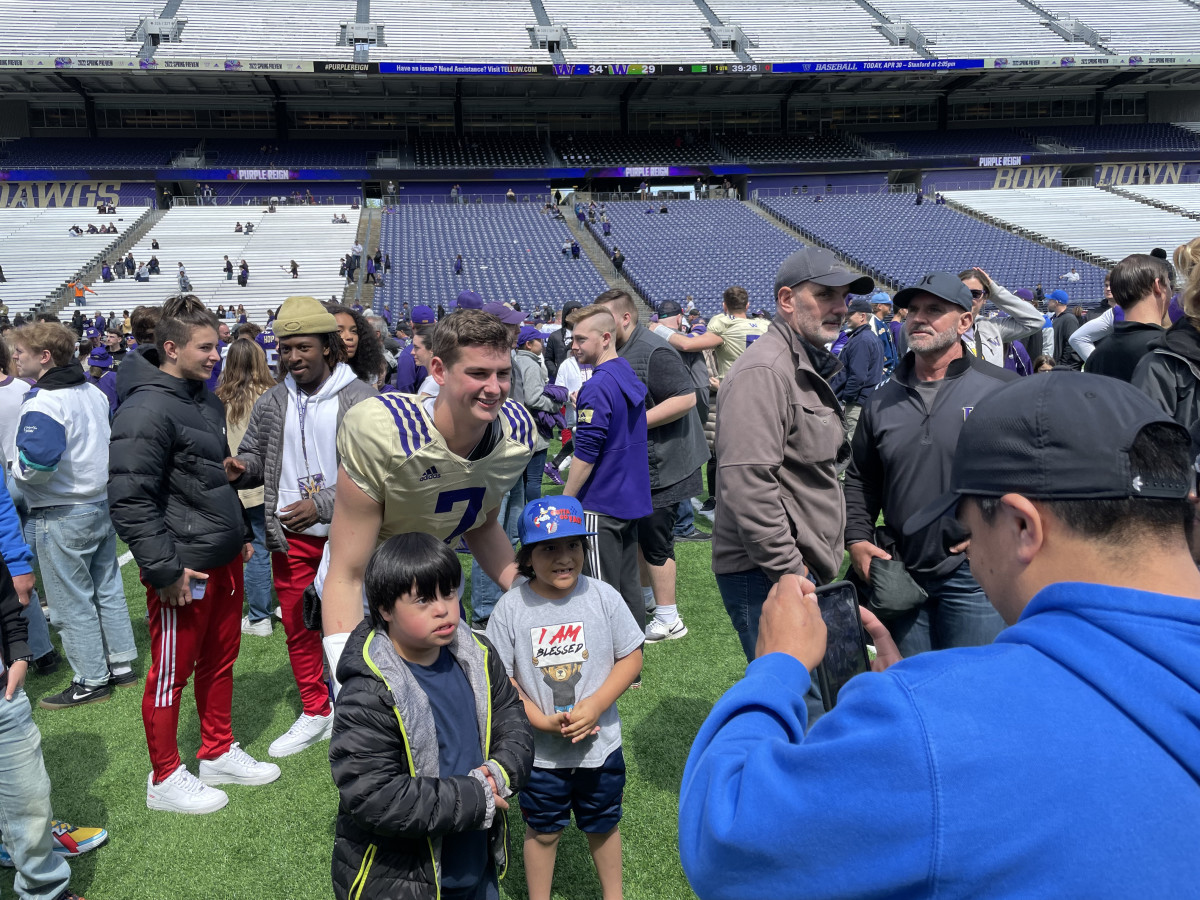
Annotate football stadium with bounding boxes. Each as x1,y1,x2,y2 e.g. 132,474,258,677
2,2,1200,899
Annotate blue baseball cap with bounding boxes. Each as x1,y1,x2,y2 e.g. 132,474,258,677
87,347,114,369
83,326,99,339
870,291,893,306
454,289,484,310
518,496,596,546
411,304,436,325
517,325,543,346
1048,289,1071,305
483,301,525,326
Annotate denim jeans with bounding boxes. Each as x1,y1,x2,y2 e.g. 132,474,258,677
469,479,524,624
0,690,71,899
243,505,273,622
674,499,694,536
892,561,1006,657
17,517,53,662
32,502,138,688
716,567,825,726
523,449,547,503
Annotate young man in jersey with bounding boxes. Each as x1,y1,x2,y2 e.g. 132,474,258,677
659,286,770,509
224,298,375,758
255,319,279,373
319,309,535,682
563,306,653,633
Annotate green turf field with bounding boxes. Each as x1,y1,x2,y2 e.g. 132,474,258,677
7,492,750,899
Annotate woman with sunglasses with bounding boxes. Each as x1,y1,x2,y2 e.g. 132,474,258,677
957,267,1046,367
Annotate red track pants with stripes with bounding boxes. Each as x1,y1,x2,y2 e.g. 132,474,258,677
142,558,242,784
272,532,331,718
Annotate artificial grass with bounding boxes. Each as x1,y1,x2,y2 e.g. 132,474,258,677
7,498,745,899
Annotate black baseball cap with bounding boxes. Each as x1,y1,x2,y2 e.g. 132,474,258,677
893,272,974,311
847,298,873,315
903,373,1193,536
658,299,684,318
561,300,582,321
774,247,874,296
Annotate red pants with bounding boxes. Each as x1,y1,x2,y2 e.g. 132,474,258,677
142,558,243,783
272,533,331,718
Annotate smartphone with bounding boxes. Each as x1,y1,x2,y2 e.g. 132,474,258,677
189,577,208,600
814,581,872,712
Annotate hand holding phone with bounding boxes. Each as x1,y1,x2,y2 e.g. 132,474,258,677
755,573,826,669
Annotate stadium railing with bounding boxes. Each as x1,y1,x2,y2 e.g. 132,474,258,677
170,194,364,208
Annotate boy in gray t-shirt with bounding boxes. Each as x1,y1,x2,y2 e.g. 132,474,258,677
487,496,643,900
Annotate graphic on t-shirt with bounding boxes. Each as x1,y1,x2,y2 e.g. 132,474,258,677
531,622,589,712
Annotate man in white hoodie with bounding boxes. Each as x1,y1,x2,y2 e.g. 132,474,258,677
12,321,137,711
225,297,375,757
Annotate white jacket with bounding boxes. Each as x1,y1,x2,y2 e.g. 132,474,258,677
14,375,110,509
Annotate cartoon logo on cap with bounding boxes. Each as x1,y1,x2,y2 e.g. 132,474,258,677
534,505,560,534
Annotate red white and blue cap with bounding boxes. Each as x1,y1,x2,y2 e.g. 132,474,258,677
518,496,596,546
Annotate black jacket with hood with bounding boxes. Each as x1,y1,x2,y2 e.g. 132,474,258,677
330,619,533,900
1133,316,1200,457
108,346,248,588
844,343,1019,579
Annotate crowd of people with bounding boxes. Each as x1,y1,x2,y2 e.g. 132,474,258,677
0,233,1197,899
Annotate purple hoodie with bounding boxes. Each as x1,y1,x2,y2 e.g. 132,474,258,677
572,356,652,520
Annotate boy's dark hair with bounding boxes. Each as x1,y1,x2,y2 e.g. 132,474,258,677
515,536,590,581
130,305,161,344
1110,254,1172,311
365,533,463,631
723,285,750,312
970,423,1193,542
157,295,219,358
432,308,511,369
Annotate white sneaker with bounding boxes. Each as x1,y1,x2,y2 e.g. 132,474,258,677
558,455,572,470
268,712,334,758
645,617,688,642
147,765,229,814
272,607,283,621
241,615,271,637
198,743,282,786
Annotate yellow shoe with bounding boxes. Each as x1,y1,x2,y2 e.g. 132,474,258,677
50,820,109,857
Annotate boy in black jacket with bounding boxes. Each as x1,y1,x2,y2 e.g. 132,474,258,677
331,533,533,900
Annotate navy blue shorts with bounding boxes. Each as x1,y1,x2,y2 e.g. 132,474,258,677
519,747,625,834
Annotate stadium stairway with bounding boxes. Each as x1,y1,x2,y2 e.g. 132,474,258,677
346,206,377,310
565,204,654,320
743,199,876,291
43,206,164,317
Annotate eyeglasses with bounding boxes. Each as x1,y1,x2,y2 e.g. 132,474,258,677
969,289,986,299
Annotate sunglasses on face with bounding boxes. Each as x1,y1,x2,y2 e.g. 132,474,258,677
969,289,987,299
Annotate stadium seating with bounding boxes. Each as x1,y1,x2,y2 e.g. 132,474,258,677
0,138,193,169
413,134,549,168
1115,183,1200,217
708,0,920,61
155,0,358,60
76,206,356,323
204,139,387,168
876,129,1039,158
717,132,866,162
544,0,731,64
868,0,1072,56
0,208,150,316
375,203,609,314
552,133,722,166
1039,0,1200,54
0,0,146,56
371,0,548,64
943,187,1200,267
584,199,798,315
757,191,1106,300
1028,124,1200,153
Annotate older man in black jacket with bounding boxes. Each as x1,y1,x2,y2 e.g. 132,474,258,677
109,295,279,816
844,273,1017,657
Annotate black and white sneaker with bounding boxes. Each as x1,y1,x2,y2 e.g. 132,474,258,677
675,529,712,543
38,681,111,710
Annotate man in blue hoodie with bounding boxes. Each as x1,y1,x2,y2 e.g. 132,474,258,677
680,373,1200,899
563,305,652,632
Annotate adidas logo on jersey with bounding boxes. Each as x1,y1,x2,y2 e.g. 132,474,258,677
420,466,440,481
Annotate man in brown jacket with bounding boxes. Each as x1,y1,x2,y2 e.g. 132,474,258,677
712,247,872,666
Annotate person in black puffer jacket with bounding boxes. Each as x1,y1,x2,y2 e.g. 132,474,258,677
109,296,278,816
331,534,533,900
